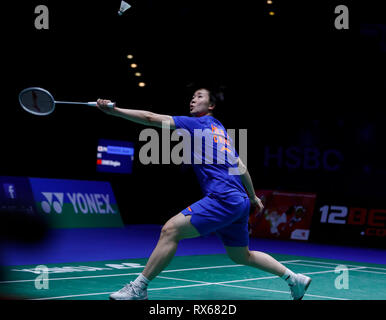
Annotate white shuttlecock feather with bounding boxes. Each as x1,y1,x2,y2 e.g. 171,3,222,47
118,1,131,16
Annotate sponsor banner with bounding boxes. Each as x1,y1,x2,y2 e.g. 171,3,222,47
29,178,124,228
249,190,317,241
310,202,386,246
0,176,36,215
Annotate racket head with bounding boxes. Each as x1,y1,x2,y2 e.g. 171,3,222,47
18,87,55,116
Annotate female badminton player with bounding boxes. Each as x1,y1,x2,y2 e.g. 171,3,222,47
96,88,311,300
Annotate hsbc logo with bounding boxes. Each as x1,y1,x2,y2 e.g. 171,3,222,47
40,192,115,215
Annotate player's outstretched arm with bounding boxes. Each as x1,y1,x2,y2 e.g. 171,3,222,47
96,99,175,129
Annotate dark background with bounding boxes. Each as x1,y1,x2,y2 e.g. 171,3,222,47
1,1,385,246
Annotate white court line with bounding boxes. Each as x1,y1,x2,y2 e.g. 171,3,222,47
157,275,301,299
159,267,368,287
284,261,386,274
217,283,349,300
348,269,386,275
0,272,143,284
32,284,220,300
288,262,386,275
213,277,349,300
0,264,244,284
31,265,366,300
297,260,386,271
284,262,339,269
163,266,364,297
33,291,116,300
158,268,371,301
0,260,301,284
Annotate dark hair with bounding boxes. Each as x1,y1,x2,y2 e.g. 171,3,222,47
186,82,225,116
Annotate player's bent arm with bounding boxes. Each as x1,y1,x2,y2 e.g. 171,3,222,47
237,158,264,211
237,157,256,200
237,157,264,212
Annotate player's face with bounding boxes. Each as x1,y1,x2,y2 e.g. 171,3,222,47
190,89,213,116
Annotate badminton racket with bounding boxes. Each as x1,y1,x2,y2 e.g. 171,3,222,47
18,87,115,116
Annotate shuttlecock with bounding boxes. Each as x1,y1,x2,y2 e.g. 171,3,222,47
118,1,131,16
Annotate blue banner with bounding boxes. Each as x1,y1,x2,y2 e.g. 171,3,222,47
29,178,124,228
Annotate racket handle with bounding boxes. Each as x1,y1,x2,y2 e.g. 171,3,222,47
87,102,115,108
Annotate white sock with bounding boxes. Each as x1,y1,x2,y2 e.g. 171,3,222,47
281,268,296,285
132,273,150,290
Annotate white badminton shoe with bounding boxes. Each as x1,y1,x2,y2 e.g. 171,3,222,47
289,274,312,300
109,282,148,300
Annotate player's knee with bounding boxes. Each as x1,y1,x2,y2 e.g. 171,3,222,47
160,222,179,241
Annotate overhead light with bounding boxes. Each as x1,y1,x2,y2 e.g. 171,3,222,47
269,11,275,16
130,63,138,68
138,82,146,87
267,0,273,4
127,54,134,59
135,72,141,76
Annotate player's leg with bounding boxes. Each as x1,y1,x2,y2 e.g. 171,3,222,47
225,245,286,276
225,245,311,300
110,212,200,300
218,198,287,276
218,196,311,300
142,212,200,280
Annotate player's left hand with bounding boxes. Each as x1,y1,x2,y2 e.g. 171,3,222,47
250,195,264,213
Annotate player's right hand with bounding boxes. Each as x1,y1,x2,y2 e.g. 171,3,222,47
96,99,115,114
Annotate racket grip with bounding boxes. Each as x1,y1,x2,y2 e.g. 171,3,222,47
88,102,115,108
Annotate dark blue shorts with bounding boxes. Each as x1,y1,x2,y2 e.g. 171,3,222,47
181,193,250,247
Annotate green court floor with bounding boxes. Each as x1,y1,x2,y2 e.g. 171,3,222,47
1,253,385,300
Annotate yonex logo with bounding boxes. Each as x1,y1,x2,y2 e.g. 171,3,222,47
41,192,64,214
40,192,115,214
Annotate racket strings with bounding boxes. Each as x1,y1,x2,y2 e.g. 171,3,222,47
19,88,55,115
31,90,41,112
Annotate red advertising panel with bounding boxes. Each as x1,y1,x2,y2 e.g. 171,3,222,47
313,203,386,243
249,190,317,241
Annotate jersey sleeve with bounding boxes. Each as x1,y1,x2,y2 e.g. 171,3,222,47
172,116,200,135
